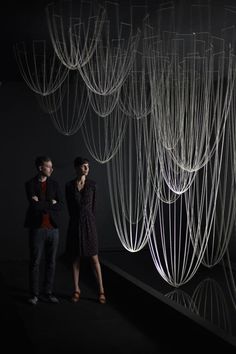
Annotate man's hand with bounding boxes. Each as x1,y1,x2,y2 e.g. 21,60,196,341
32,196,39,202
52,199,57,205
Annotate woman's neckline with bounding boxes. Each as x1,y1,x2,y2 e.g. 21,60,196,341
75,178,87,191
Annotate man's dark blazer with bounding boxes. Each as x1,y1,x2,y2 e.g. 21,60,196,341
24,176,63,228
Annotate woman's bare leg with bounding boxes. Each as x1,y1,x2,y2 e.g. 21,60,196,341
91,255,105,298
72,257,81,293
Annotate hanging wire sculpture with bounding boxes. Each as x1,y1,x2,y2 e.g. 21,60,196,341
119,67,152,119
82,106,127,164
35,83,66,114
201,116,236,267
148,119,225,286
14,40,68,95
118,24,153,120
87,88,120,117
149,32,235,173
78,2,140,95
48,70,89,136
46,0,105,70
107,116,158,252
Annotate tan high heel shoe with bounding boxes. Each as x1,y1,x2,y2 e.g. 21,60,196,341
71,291,80,302
98,292,106,304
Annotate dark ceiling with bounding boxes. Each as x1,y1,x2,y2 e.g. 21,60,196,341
0,0,234,82
0,0,53,81
0,0,162,81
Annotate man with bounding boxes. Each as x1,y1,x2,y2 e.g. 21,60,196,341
25,156,63,305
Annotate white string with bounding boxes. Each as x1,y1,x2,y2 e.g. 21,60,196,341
222,250,236,311
78,15,140,95
82,106,127,164
46,0,105,69
119,43,153,119
201,117,236,267
35,83,66,114
107,116,158,252
192,278,231,333
87,88,120,117
148,32,235,173
165,289,198,314
48,71,89,136
148,124,225,286
14,41,68,95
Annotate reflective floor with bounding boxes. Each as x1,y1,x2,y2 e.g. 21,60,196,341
1,252,235,353
100,248,236,349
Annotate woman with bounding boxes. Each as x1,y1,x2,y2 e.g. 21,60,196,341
65,156,106,304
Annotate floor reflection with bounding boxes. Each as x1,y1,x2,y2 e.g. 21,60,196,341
166,278,232,336
101,248,236,348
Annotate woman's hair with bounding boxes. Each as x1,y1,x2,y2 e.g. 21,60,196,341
74,156,89,168
35,156,52,170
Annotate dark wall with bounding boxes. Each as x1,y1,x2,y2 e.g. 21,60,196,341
0,82,122,261
1,0,236,264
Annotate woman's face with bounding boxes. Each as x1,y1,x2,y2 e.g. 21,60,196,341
78,162,89,176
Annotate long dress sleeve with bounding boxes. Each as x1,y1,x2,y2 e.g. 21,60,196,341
65,181,82,218
92,185,96,215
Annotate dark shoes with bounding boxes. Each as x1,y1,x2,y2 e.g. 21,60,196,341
28,294,59,305
28,292,105,305
28,296,38,305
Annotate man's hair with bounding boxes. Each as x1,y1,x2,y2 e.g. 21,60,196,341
35,156,52,170
74,156,89,168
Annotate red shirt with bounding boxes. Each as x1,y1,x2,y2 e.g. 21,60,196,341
40,181,53,229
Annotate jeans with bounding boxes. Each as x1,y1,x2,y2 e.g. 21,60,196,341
29,228,59,296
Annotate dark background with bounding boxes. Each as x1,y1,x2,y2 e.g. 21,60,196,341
1,0,236,262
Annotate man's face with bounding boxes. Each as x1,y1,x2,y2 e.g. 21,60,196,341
39,160,53,177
